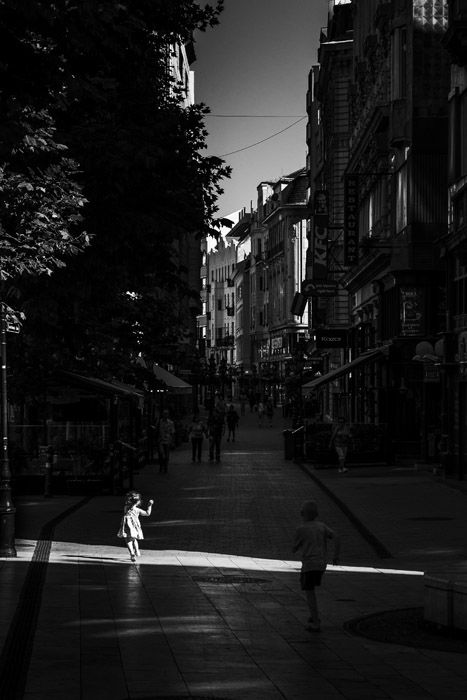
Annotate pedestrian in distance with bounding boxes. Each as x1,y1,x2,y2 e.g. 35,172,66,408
226,404,239,441
208,407,225,462
329,416,351,473
117,490,154,562
293,500,340,632
188,412,207,462
239,391,247,416
265,397,274,427
257,400,265,427
155,409,175,473
214,391,226,417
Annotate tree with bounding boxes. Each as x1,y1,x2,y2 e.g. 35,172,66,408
1,0,230,395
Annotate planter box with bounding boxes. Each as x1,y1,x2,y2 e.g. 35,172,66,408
453,580,467,631
424,575,454,627
424,574,467,630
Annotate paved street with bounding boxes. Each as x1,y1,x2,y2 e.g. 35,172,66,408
1,408,467,699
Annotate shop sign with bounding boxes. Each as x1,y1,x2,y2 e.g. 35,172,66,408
312,190,328,279
302,279,338,297
344,175,359,265
271,337,283,353
400,286,426,337
424,364,440,382
315,328,349,348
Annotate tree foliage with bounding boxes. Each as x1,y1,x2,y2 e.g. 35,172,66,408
0,0,230,395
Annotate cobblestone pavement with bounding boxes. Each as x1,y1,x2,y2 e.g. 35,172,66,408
1,407,467,699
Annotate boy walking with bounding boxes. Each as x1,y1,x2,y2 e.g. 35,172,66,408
293,500,340,632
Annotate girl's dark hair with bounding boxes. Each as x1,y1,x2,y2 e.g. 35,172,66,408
125,491,141,507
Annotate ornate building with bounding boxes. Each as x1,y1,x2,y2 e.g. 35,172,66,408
305,0,451,460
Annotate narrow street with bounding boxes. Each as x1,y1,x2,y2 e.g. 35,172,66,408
4,408,467,699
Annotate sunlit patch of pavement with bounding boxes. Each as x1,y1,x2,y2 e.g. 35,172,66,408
41,541,425,577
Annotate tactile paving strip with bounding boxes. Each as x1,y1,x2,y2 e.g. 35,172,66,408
0,497,92,699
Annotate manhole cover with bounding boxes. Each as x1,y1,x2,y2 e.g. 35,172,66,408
408,517,454,521
191,575,270,584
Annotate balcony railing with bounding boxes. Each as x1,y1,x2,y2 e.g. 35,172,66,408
216,335,235,347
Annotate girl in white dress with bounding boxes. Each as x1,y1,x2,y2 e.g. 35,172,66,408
117,491,154,561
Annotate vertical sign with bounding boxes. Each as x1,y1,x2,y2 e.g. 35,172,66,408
400,286,426,337
312,190,329,279
344,174,359,265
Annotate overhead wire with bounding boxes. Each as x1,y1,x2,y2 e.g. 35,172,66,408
207,114,306,118
218,116,307,157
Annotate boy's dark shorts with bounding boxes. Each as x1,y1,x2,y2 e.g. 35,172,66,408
300,570,324,590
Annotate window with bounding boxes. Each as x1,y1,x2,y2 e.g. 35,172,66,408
217,299,222,310
453,190,467,231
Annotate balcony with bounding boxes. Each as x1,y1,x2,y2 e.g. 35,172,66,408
216,335,235,347
266,242,284,260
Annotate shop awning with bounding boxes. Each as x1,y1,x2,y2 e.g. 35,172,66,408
301,348,385,392
152,364,192,394
59,371,145,399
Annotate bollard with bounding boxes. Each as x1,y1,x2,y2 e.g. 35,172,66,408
292,426,305,464
43,446,53,498
282,429,293,460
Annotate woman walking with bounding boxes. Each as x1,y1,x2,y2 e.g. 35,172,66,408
188,413,207,462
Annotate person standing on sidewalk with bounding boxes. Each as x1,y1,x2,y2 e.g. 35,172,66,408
329,416,351,473
117,491,154,562
156,409,175,473
188,413,207,462
265,397,274,427
257,400,265,427
239,391,247,416
226,404,239,442
293,500,340,632
208,407,225,462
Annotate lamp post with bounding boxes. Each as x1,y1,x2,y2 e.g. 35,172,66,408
0,303,16,557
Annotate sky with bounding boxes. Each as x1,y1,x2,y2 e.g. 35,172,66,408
194,0,329,218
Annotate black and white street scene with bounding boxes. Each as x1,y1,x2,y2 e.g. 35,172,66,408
1,1,467,698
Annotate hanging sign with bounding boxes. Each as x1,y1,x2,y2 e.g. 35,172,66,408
344,174,359,265
312,190,329,279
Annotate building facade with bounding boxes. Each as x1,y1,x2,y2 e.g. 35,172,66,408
443,0,467,477
197,170,309,404
306,0,452,461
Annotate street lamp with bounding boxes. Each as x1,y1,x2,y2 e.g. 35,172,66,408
0,303,18,557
